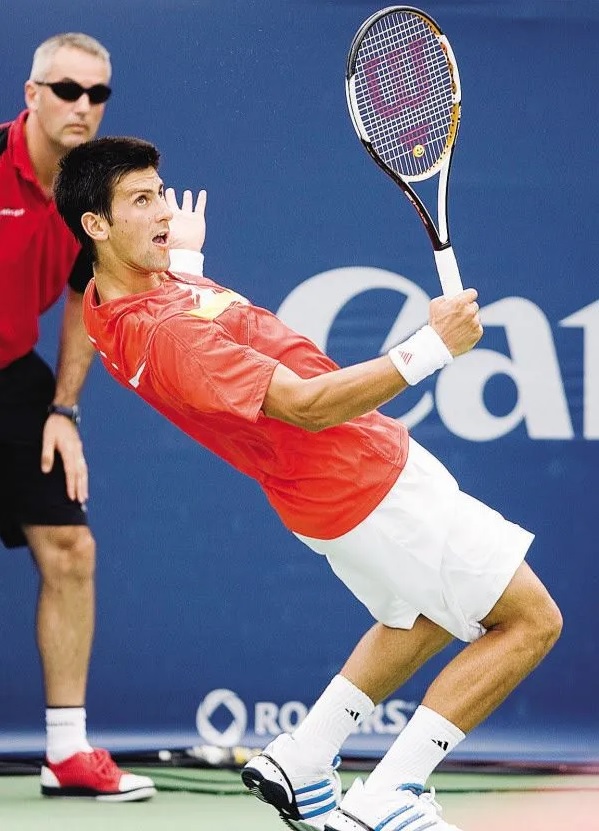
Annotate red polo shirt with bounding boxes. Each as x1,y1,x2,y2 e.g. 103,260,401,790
0,110,90,369
83,271,408,539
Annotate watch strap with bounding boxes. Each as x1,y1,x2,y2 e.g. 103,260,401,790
48,404,81,425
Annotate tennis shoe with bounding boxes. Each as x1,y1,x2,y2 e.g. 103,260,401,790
241,733,342,831
324,778,462,831
41,748,156,801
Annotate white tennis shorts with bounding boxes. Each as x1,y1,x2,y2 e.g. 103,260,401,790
295,437,533,642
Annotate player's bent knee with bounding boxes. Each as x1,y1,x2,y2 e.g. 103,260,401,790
513,591,562,657
482,565,563,655
535,593,563,653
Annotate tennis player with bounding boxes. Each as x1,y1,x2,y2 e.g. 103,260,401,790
54,136,562,831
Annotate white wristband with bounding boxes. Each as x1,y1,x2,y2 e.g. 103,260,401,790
388,325,453,385
169,249,204,276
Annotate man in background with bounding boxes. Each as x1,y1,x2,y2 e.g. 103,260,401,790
0,32,155,801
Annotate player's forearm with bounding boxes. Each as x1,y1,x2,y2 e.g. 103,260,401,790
53,288,96,406
263,356,409,431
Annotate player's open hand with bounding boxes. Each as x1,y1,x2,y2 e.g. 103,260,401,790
165,187,207,253
41,415,88,504
429,288,483,357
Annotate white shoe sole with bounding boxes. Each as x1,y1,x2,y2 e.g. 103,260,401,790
242,754,328,831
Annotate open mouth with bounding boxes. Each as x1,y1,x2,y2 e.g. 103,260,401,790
152,232,169,248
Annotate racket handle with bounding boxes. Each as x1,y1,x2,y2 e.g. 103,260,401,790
434,246,463,297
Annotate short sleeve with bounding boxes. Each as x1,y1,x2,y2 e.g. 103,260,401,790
147,314,278,422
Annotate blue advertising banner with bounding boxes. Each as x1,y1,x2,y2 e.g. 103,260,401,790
0,0,597,763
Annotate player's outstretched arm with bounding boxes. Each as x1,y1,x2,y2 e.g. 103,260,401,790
263,356,408,431
262,290,482,431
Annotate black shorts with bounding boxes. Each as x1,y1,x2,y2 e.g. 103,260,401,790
0,352,88,549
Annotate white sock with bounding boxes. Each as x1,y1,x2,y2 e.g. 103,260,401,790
46,707,93,763
291,675,375,767
364,705,465,792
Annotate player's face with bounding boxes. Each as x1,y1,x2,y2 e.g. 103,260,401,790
26,46,110,151
106,169,174,273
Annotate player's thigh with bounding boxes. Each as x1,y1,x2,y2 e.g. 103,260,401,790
295,439,462,633
438,487,534,639
297,438,535,644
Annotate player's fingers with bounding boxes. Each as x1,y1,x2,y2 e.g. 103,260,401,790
182,189,193,212
462,287,478,302
164,187,179,210
195,189,207,213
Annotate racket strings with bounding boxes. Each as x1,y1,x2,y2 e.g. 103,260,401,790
352,12,456,178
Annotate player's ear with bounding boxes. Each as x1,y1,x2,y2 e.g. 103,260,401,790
81,212,109,243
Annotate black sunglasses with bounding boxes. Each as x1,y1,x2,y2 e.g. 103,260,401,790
35,80,112,105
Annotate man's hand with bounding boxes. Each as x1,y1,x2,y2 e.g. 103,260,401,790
165,188,207,252
429,288,483,357
41,415,88,503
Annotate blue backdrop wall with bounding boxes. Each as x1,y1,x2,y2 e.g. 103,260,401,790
1,0,598,763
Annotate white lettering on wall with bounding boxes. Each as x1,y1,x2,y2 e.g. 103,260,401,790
276,267,596,442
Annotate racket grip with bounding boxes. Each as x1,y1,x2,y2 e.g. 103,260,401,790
434,246,463,297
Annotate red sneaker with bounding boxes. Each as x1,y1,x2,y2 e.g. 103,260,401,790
41,748,156,802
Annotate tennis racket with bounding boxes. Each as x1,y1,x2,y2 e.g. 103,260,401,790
346,6,463,297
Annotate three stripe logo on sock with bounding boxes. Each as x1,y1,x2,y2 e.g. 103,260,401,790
431,738,449,751
345,708,360,722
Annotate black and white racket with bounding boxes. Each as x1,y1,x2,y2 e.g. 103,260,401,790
346,6,463,296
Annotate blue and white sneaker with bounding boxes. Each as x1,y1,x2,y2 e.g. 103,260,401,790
241,734,342,831
324,778,462,831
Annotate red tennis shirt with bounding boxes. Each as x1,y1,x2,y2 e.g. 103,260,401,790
0,111,89,368
83,271,409,539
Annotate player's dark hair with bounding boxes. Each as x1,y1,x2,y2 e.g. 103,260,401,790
54,136,161,259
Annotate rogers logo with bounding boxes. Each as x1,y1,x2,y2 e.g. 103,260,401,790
195,690,417,743
277,267,598,441
195,688,247,748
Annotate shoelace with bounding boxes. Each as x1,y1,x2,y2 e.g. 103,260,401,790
418,788,461,830
419,787,442,814
90,748,118,780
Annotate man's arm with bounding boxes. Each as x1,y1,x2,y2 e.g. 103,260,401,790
42,287,94,502
263,289,482,431
263,355,408,431
53,286,95,407
42,187,207,500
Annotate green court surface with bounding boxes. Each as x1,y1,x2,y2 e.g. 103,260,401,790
1,768,599,831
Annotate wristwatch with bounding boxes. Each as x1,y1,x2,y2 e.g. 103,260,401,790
47,403,81,426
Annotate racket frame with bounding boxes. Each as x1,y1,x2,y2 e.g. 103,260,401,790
345,5,463,295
